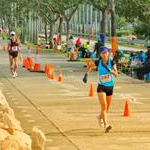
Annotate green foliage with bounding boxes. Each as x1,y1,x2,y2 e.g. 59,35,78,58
134,22,150,40
116,0,150,39
1,32,8,39
116,15,130,30
116,30,133,37
89,0,109,10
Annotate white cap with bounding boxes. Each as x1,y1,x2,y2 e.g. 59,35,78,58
10,31,15,36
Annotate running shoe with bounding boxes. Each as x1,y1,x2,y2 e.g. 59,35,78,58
12,72,18,78
105,125,112,133
12,73,16,78
14,72,18,77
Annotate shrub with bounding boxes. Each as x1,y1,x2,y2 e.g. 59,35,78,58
116,30,133,37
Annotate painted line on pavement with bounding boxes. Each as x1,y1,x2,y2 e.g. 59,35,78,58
21,109,27,113
47,147,60,150
28,119,35,123
24,114,32,117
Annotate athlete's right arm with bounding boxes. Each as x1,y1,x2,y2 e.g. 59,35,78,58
7,42,11,52
83,62,93,83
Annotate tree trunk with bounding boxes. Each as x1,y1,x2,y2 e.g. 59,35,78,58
33,19,36,44
49,23,53,42
1,18,4,29
58,16,63,44
111,0,116,36
101,9,107,34
34,18,38,44
66,20,70,41
45,22,48,41
20,23,26,43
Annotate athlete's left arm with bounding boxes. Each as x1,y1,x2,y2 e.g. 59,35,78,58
110,63,118,77
17,39,21,51
7,42,10,52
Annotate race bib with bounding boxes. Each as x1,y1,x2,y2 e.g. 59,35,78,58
100,74,112,83
12,46,18,52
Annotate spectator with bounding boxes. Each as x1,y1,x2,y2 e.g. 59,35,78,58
80,41,90,58
75,37,82,48
93,40,103,58
136,46,150,79
139,50,146,64
53,38,57,51
67,36,74,54
45,41,50,49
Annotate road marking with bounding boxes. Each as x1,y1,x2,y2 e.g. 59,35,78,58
131,101,143,104
47,147,60,150
46,139,53,142
15,106,26,108
4,89,9,92
8,95,14,98
21,109,27,113
4,92,11,95
120,93,143,104
33,125,41,128
14,102,19,105
24,114,32,117
60,83,78,90
28,119,35,123
11,98,17,101
114,86,122,89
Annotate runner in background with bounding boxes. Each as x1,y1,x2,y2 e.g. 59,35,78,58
7,31,21,78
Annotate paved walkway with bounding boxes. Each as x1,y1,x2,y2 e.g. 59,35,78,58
0,40,150,150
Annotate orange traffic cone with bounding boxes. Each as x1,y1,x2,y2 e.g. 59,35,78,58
24,58,30,70
48,65,52,77
45,64,49,74
28,57,34,71
51,71,55,80
123,99,130,117
34,46,41,71
2,44,5,51
57,71,63,82
89,83,94,97
70,52,77,60
48,65,55,80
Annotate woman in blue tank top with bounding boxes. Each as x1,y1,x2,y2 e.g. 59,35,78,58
83,47,118,133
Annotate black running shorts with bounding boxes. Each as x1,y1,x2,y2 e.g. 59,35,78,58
97,84,114,96
9,51,18,58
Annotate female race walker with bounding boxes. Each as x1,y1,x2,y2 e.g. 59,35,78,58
83,47,118,133
7,31,21,78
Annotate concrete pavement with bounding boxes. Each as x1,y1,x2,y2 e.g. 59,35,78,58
0,40,150,150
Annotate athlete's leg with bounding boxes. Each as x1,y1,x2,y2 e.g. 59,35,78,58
106,96,112,112
14,56,18,74
9,55,14,74
97,92,108,127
